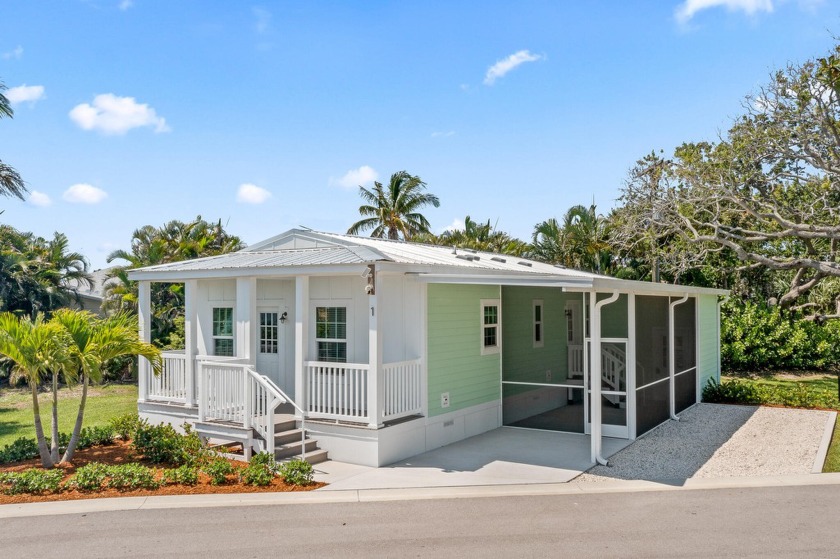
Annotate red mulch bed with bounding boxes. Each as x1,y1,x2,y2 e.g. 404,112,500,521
0,441,324,505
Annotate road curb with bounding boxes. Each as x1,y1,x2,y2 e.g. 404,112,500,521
3,472,840,519
812,411,837,473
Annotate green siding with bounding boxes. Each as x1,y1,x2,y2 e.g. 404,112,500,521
427,284,501,417
501,287,570,384
697,295,720,390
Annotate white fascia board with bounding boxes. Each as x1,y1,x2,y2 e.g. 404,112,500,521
409,273,593,288
564,277,729,297
127,263,368,282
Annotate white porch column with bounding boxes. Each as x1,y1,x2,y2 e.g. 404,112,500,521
669,294,690,420
367,266,383,428
590,290,619,465
236,277,257,363
137,280,151,403
184,279,198,406
294,275,309,418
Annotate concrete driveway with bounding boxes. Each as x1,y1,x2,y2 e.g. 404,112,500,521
315,427,631,490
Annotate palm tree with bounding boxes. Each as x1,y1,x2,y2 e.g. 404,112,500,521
0,80,27,201
52,309,161,463
562,204,611,274
439,216,530,256
347,171,440,240
0,313,67,467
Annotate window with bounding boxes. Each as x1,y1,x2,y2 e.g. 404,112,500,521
533,299,544,348
315,306,347,362
260,312,278,354
480,299,501,355
212,307,234,356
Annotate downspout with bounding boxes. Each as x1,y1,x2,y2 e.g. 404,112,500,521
669,294,690,421
716,295,728,387
591,290,620,466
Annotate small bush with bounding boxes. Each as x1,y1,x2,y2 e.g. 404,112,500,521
241,452,278,486
0,437,40,464
202,457,235,486
162,465,199,486
132,421,205,466
703,378,838,409
0,468,64,495
703,378,762,405
106,463,159,491
109,414,141,441
278,459,314,486
70,462,110,491
78,425,115,449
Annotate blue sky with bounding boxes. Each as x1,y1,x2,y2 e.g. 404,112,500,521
1,0,838,270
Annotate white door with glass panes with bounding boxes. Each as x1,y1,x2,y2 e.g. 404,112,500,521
256,305,292,397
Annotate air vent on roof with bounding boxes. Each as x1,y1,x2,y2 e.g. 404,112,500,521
456,254,478,262
517,261,533,267
464,248,478,254
491,256,506,263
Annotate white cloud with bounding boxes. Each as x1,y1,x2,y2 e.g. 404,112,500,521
253,7,271,34
431,130,456,138
675,0,773,24
63,183,108,204
118,0,134,10
69,93,170,135
28,190,52,207
6,84,45,106
236,183,272,204
484,50,543,85
330,165,379,189
440,218,465,234
2,45,23,60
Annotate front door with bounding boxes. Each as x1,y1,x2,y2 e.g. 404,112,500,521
256,306,293,398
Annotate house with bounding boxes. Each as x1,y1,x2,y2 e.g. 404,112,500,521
128,228,727,467
67,267,116,316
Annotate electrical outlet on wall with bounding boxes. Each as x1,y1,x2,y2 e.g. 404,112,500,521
546,369,552,382
441,392,450,408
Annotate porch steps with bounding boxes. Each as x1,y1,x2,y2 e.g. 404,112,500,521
273,417,329,465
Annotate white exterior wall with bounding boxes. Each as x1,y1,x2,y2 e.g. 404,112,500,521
309,275,371,362
380,273,423,363
256,279,295,382
196,279,236,356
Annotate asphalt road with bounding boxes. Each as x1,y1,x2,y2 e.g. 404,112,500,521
5,485,838,558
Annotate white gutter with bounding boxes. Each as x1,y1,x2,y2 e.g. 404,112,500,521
591,290,620,466
669,293,690,421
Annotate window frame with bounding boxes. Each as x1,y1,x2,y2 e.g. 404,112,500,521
533,299,544,348
212,306,235,357
480,299,501,356
314,305,348,363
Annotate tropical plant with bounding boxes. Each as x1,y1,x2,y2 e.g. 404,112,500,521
0,80,27,201
435,216,530,256
532,205,612,273
347,171,440,240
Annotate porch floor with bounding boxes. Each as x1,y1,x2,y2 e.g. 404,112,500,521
316,427,633,490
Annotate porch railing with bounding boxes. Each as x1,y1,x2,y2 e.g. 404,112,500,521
382,359,422,421
304,361,369,422
147,351,189,403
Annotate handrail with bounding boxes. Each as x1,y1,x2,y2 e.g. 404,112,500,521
245,367,307,462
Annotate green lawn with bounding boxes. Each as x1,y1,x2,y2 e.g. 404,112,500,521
0,384,138,448
722,373,840,473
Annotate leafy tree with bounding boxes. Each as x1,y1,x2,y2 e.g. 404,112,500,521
0,80,27,201
532,205,612,274
105,216,243,347
428,216,529,256
347,171,440,240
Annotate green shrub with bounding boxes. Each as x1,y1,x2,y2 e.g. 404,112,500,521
278,458,314,486
106,463,159,491
703,378,838,409
70,462,110,491
132,421,205,466
0,468,64,495
241,452,278,486
202,457,235,485
0,437,40,464
109,414,141,441
702,378,762,404
722,300,840,372
162,465,198,486
78,425,115,449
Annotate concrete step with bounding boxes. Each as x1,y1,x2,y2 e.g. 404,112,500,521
274,428,307,446
280,448,329,465
274,438,320,460
274,418,297,432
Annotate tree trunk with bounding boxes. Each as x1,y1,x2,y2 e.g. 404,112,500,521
61,373,88,464
30,384,53,469
50,373,60,464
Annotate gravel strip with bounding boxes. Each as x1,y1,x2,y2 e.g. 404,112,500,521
576,403,833,483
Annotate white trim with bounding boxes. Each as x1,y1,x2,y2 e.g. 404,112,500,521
480,298,501,356
312,303,350,363
627,293,637,439
211,305,235,357
532,299,544,349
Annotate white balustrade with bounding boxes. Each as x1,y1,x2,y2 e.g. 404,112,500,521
568,344,585,377
382,359,422,421
304,361,370,422
147,351,188,403
200,361,249,423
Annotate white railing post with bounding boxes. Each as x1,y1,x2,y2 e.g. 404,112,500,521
367,271,382,428
184,279,197,406
197,360,206,422
243,367,252,430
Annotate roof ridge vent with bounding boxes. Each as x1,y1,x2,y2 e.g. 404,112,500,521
456,254,478,262
517,261,533,267
491,256,506,263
